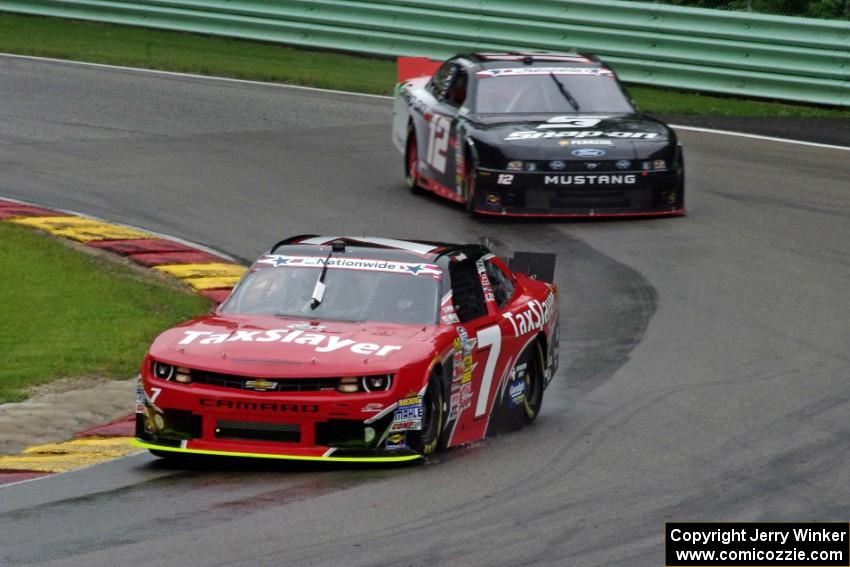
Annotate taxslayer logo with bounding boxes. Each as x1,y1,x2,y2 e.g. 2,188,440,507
503,294,555,337
179,329,402,357
544,174,636,185
505,130,660,141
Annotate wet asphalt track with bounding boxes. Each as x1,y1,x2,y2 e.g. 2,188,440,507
0,56,848,567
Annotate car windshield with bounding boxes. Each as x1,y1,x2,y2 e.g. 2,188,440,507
474,69,634,114
220,262,441,325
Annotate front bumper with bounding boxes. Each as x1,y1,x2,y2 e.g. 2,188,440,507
136,378,423,463
473,167,685,217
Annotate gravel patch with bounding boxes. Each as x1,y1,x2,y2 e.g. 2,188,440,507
0,377,135,455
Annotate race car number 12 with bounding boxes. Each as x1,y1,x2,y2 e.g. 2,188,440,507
426,115,450,174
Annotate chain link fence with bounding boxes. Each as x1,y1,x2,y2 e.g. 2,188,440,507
631,0,850,19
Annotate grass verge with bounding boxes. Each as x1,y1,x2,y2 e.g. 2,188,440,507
0,222,209,404
2,11,849,118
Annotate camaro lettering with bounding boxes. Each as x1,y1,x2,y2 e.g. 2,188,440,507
543,175,636,185
180,330,402,356
503,294,555,337
200,399,319,412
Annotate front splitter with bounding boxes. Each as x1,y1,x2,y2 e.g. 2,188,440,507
132,439,422,463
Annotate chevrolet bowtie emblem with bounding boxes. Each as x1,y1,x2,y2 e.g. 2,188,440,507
244,379,277,391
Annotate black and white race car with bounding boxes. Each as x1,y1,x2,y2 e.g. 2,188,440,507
392,52,685,218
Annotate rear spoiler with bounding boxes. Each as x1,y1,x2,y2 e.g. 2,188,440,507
397,56,443,83
508,252,557,283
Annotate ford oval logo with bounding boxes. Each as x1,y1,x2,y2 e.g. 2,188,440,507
571,148,606,158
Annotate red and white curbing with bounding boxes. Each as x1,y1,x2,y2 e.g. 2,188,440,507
0,198,246,485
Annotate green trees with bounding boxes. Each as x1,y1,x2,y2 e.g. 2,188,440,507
630,0,849,19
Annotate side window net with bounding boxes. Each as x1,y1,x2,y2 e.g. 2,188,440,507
429,63,454,100
449,260,487,323
485,261,514,308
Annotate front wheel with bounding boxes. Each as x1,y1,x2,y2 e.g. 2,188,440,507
407,373,445,456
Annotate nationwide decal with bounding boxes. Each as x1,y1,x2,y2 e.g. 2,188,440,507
179,329,402,357
503,294,556,337
256,255,441,278
476,67,613,78
507,363,528,408
508,379,525,407
544,174,637,185
477,53,591,63
506,130,661,141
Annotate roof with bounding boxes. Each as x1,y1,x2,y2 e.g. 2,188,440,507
466,52,602,67
268,235,483,263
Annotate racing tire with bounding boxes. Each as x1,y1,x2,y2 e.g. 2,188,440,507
463,154,481,217
520,341,545,424
404,127,425,195
408,372,445,456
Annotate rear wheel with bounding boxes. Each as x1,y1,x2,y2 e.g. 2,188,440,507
404,127,425,194
519,341,545,424
408,373,445,456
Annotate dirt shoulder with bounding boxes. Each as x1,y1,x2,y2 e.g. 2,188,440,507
0,377,135,455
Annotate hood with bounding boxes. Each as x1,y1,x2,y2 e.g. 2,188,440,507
148,314,438,377
465,113,674,162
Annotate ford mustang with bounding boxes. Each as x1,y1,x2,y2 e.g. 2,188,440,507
133,235,559,462
392,52,685,217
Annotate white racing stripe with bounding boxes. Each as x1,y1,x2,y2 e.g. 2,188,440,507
670,124,850,152
3,53,848,152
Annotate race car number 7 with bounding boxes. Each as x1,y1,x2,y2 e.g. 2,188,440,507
426,115,450,174
474,325,502,418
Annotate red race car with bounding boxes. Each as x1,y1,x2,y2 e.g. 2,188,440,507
133,236,559,463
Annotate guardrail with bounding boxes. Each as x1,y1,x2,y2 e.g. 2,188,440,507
1,0,848,106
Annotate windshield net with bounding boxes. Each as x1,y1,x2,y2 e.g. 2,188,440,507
220,262,440,325
474,69,633,114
